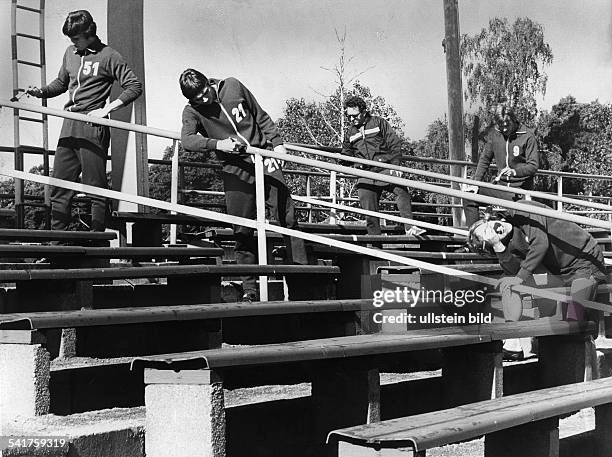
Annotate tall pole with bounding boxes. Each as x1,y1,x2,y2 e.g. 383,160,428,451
443,0,465,227
108,0,149,213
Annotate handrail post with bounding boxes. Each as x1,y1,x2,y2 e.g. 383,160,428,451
169,140,179,244
460,163,468,227
254,151,268,301
306,175,312,223
557,176,563,212
329,171,337,224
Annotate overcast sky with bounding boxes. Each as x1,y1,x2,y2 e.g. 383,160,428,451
1,0,611,162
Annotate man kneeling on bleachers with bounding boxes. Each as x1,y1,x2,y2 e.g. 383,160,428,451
467,200,607,359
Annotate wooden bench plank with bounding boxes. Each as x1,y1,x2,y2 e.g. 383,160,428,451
112,211,232,227
131,319,594,371
132,329,489,370
0,299,372,330
0,264,340,281
81,246,223,258
0,245,86,256
0,245,223,258
197,229,465,245
0,228,115,242
378,264,503,274
313,246,496,260
329,377,612,453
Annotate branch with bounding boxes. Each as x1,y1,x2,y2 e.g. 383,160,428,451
298,114,324,146
346,65,376,85
319,108,342,144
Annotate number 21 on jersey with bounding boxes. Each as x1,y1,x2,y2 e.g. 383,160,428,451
232,103,247,123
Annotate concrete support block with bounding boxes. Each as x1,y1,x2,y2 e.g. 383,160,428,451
144,369,225,457
312,362,380,457
442,341,503,407
485,417,559,457
0,343,50,425
59,328,77,358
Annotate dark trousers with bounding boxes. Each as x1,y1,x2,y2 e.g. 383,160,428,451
462,184,525,227
223,172,308,294
563,250,607,321
51,122,110,232
357,183,413,235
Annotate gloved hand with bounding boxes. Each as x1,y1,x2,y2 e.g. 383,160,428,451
461,183,479,193
26,86,43,98
497,276,523,295
493,167,517,182
216,138,246,153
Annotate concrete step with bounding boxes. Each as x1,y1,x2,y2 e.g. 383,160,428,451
0,407,144,457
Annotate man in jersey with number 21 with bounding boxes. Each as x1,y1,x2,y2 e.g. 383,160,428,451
179,69,308,302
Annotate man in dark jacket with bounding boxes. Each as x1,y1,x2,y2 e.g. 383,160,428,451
179,69,307,302
341,96,424,236
468,200,607,322
462,103,539,227
27,10,142,232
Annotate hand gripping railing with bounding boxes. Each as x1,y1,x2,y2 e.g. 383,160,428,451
0,99,610,312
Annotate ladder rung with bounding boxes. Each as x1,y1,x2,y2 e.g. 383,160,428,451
16,32,42,41
16,145,46,154
16,59,42,68
16,5,42,13
19,117,44,124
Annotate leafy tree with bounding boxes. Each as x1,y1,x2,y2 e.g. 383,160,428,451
148,143,224,209
461,17,553,125
537,96,612,197
408,118,458,226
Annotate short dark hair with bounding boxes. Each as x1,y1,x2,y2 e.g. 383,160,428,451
179,69,209,100
345,95,367,112
494,101,518,123
62,10,97,38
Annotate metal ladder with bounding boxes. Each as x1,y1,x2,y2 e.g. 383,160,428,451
10,0,50,228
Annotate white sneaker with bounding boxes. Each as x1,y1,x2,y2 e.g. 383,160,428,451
405,226,426,237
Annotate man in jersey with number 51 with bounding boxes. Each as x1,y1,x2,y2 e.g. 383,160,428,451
27,10,142,233
179,69,308,302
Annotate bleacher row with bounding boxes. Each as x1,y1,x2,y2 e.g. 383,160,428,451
1,216,612,457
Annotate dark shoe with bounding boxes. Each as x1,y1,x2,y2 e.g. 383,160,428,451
272,246,288,260
241,292,258,303
502,348,524,361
